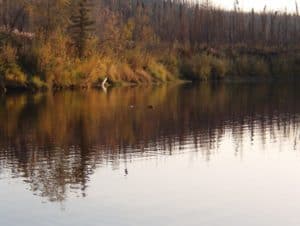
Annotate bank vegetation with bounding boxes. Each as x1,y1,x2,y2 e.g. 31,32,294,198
1,0,300,91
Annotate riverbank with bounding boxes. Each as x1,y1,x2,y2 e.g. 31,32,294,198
2,0,300,94
1,45,300,93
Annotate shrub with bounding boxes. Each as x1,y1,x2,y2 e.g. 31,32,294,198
233,55,270,77
232,56,251,77
0,45,27,87
72,56,105,86
146,60,172,82
181,54,228,80
107,63,120,82
135,69,152,83
272,54,300,78
119,63,136,82
4,65,27,86
160,54,180,78
253,58,270,77
211,57,229,79
30,76,48,90
125,48,148,69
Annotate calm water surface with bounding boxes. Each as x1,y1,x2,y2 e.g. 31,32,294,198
0,83,300,226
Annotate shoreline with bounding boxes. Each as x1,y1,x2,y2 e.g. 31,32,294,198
2,47,300,94
1,76,299,95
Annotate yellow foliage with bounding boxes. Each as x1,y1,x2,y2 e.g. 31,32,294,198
119,63,136,82
135,69,152,83
107,63,120,82
0,44,27,87
147,60,173,82
0,45,18,65
4,66,27,87
30,76,48,89
122,19,135,41
125,48,148,69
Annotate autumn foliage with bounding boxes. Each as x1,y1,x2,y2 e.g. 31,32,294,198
1,0,300,90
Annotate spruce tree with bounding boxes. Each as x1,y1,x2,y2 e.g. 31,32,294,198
69,0,95,58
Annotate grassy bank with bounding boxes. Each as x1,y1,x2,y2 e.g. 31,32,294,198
1,42,300,93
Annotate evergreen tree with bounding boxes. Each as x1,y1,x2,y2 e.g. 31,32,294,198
69,0,95,58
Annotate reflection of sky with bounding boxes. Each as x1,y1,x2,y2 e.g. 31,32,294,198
211,0,298,12
1,82,300,226
1,125,300,226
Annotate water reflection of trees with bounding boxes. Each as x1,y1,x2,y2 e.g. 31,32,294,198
0,83,300,201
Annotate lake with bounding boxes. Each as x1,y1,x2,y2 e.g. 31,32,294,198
0,82,300,226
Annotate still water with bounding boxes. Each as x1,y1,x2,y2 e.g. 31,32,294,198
0,83,300,226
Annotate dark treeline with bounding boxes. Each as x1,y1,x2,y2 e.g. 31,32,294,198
2,0,300,47
101,0,300,47
1,0,300,91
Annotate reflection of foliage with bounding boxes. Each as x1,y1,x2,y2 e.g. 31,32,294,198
0,83,300,201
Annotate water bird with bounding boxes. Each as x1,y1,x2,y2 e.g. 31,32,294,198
101,77,108,93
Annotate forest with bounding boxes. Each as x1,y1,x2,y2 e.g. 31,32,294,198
1,0,300,91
